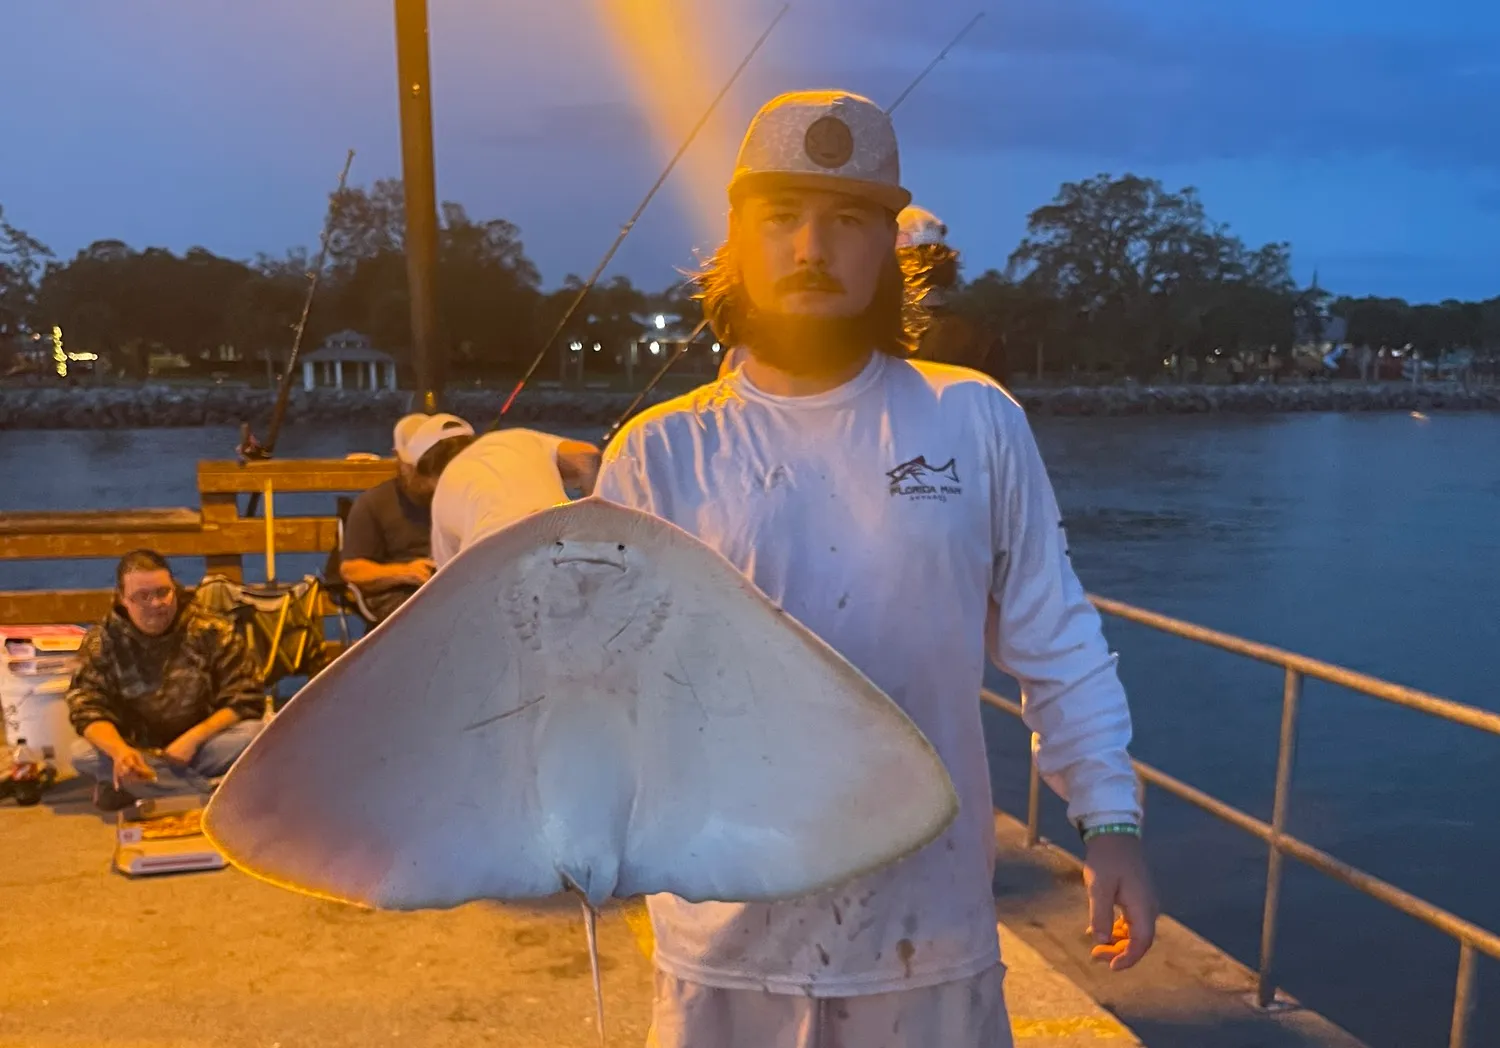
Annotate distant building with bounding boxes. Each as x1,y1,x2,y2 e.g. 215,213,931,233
1293,314,1348,354
301,331,399,391
5,329,102,378
629,311,721,377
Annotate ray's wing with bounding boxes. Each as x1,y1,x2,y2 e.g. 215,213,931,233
202,517,572,910
610,513,959,902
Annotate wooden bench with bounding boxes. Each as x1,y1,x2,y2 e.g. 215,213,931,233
0,458,397,634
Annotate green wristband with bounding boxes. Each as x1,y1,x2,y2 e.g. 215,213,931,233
1080,822,1140,843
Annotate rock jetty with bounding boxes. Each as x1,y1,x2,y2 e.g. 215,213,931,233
0,381,1494,431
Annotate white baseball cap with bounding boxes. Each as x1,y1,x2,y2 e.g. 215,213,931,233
897,205,948,249
392,413,429,464
728,89,911,213
403,413,475,467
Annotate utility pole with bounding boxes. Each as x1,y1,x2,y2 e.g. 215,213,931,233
393,0,445,411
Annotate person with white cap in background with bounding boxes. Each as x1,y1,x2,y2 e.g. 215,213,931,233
597,88,1156,1047
339,412,472,622
896,203,1007,379
414,423,602,569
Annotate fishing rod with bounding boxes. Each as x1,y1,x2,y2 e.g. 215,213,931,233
240,148,356,516
886,10,984,114
485,1,792,431
600,317,712,448
598,10,987,449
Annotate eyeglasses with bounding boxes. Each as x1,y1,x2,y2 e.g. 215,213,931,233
124,586,174,606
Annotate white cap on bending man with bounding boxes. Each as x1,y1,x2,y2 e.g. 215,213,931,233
392,412,430,465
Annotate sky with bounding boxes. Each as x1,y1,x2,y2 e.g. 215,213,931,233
4,0,1500,304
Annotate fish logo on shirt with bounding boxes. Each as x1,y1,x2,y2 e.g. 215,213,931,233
886,456,959,485
887,455,962,502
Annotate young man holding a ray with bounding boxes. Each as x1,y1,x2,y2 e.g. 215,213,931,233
597,89,1157,1047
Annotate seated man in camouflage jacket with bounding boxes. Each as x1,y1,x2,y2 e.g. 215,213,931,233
66,549,267,811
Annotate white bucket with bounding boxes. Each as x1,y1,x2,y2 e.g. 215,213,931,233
2,684,83,778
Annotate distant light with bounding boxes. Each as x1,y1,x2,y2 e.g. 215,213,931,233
592,342,601,352
712,343,721,353
649,341,661,355
52,325,66,378
569,341,583,353
66,351,98,362
654,314,666,330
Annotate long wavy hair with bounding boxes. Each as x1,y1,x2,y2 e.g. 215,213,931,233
898,242,960,296
690,232,930,356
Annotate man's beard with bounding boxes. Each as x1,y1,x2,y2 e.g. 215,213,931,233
739,309,883,376
736,269,889,377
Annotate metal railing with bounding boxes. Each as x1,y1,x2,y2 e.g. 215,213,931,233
983,594,1500,1048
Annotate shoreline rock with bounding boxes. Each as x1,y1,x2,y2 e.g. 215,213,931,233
0,380,1495,431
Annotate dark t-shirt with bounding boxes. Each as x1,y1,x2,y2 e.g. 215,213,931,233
341,479,431,621
915,311,988,371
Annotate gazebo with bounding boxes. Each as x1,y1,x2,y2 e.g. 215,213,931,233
301,331,399,391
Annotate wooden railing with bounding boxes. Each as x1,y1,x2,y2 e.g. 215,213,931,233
0,457,397,627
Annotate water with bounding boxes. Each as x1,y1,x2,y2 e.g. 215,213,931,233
2,413,1497,1047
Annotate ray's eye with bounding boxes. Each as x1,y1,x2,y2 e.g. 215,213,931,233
617,544,625,552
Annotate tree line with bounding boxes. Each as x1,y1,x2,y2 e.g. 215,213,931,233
2,173,1497,384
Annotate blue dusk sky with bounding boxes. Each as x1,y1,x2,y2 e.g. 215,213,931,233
3,0,1499,303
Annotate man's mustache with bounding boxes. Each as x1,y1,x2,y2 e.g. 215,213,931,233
775,270,845,295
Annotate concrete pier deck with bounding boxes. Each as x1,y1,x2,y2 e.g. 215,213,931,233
1,784,1364,1048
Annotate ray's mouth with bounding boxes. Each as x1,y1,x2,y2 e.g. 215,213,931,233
552,541,628,571
555,556,627,570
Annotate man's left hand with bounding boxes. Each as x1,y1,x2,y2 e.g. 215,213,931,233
162,732,202,767
1083,832,1158,971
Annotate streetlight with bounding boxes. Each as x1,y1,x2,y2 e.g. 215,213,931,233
654,315,666,330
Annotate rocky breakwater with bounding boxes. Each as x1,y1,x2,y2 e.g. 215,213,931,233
0,385,646,431
0,380,1495,431
1012,381,1500,417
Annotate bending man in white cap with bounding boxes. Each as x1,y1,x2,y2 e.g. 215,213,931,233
337,413,450,623
408,421,602,569
597,89,1156,1047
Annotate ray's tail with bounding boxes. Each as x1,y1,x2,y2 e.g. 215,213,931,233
582,898,606,1046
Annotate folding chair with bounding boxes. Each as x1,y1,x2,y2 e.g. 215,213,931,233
192,574,332,693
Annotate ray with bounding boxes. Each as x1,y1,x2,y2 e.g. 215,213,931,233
202,497,958,1040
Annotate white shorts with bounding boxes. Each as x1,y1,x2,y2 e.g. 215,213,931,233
645,963,1013,1048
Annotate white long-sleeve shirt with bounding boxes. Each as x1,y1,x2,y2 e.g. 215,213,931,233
595,351,1140,997
429,429,567,568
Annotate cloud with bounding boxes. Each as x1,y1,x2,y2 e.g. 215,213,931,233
486,101,655,149
781,0,1500,171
